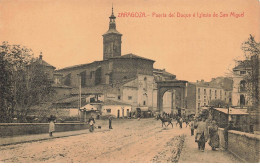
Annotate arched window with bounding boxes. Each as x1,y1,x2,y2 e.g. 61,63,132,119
240,80,246,92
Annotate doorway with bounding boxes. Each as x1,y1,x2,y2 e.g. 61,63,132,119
117,109,120,118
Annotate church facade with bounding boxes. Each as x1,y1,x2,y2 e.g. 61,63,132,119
52,7,178,117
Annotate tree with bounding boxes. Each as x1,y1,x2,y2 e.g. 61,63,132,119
0,42,54,122
241,35,259,109
209,99,229,108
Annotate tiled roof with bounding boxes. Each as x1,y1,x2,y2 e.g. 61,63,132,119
55,60,103,72
111,53,155,62
233,60,252,71
103,99,131,106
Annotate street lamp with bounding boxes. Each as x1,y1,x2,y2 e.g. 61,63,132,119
77,74,82,121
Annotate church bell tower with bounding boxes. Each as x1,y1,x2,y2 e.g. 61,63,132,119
103,6,122,60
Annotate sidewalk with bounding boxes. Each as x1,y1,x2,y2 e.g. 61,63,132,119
0,128,109,146
178,131,243,163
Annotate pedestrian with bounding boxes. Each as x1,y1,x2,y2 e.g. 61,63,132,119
189,119,195,136
48,115,56,137
88,115,95,132
185,117,189,127
109,116,113,129
195,117,208,152
179,117,183,128
208,120,219,151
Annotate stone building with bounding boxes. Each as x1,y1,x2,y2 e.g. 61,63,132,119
232,60,252,107
49,7,177,116
186,79,232,115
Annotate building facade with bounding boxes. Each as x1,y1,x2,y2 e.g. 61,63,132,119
186,79,232,114
47,7,178,116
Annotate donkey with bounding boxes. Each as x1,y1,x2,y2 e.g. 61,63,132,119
158,116,173,128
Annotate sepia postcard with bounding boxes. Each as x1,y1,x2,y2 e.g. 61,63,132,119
0,0,259,164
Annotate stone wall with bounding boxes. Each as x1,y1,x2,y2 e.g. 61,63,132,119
0,123,88,137
218,128,260,163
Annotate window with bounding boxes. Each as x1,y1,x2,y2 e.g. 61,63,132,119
204,99,206,102
240,80,246,92
143,101,146,105
198,88,200,94
210,89,212,95
128,96,132,100
215,90,217,95
106,109,111,113
240,71,246,75
198,103,200,109
118,96,121,100
204,89,206,95
204,96,206,98
198,95,200,99
204,103,206,106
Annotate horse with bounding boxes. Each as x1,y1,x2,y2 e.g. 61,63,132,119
158,116,173,128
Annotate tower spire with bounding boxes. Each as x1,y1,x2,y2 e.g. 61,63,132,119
109,4,116,29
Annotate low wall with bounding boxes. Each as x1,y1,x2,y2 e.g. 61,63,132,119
218,128,260,163
0,123,88,137
218,128,227,149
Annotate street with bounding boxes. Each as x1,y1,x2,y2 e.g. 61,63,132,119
0,118,240,163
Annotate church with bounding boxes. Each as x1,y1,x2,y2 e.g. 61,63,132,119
47,7,180,119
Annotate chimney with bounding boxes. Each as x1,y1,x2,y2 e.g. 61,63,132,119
39,52,43,60
201,79,204,82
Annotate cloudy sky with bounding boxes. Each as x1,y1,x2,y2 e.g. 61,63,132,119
0,0,259,82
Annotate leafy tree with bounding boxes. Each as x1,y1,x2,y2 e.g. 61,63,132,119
0,42,54,122
209,99,229,108
241,35,259,109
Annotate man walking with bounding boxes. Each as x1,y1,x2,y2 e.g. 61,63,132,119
109,116,113,129
189,119,195,136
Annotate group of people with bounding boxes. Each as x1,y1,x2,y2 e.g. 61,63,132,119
189,116,220,152
48,115,114,136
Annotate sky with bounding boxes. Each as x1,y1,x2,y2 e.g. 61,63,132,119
0,0,259,82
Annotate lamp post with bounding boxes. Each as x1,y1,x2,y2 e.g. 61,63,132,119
227,106,230,127
77,74,82,121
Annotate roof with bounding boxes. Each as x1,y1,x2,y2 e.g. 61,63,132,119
52,84,73,89
190,82,222,89
40,60,55,69
213,108,249,115
55,60,103,72
30,58,56,69
153,68,176,77
54,96,79,104
103,28,122,36
233,60,252,71
111,53,155,62
103,99,131,106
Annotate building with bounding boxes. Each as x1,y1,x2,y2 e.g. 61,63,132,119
232,60,252,107
186,79,232,115
44,7,178,117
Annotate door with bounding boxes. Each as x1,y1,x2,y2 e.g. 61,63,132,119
117,109,120,118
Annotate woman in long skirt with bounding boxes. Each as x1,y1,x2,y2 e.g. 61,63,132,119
49,115,56,137
208,120,219,150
